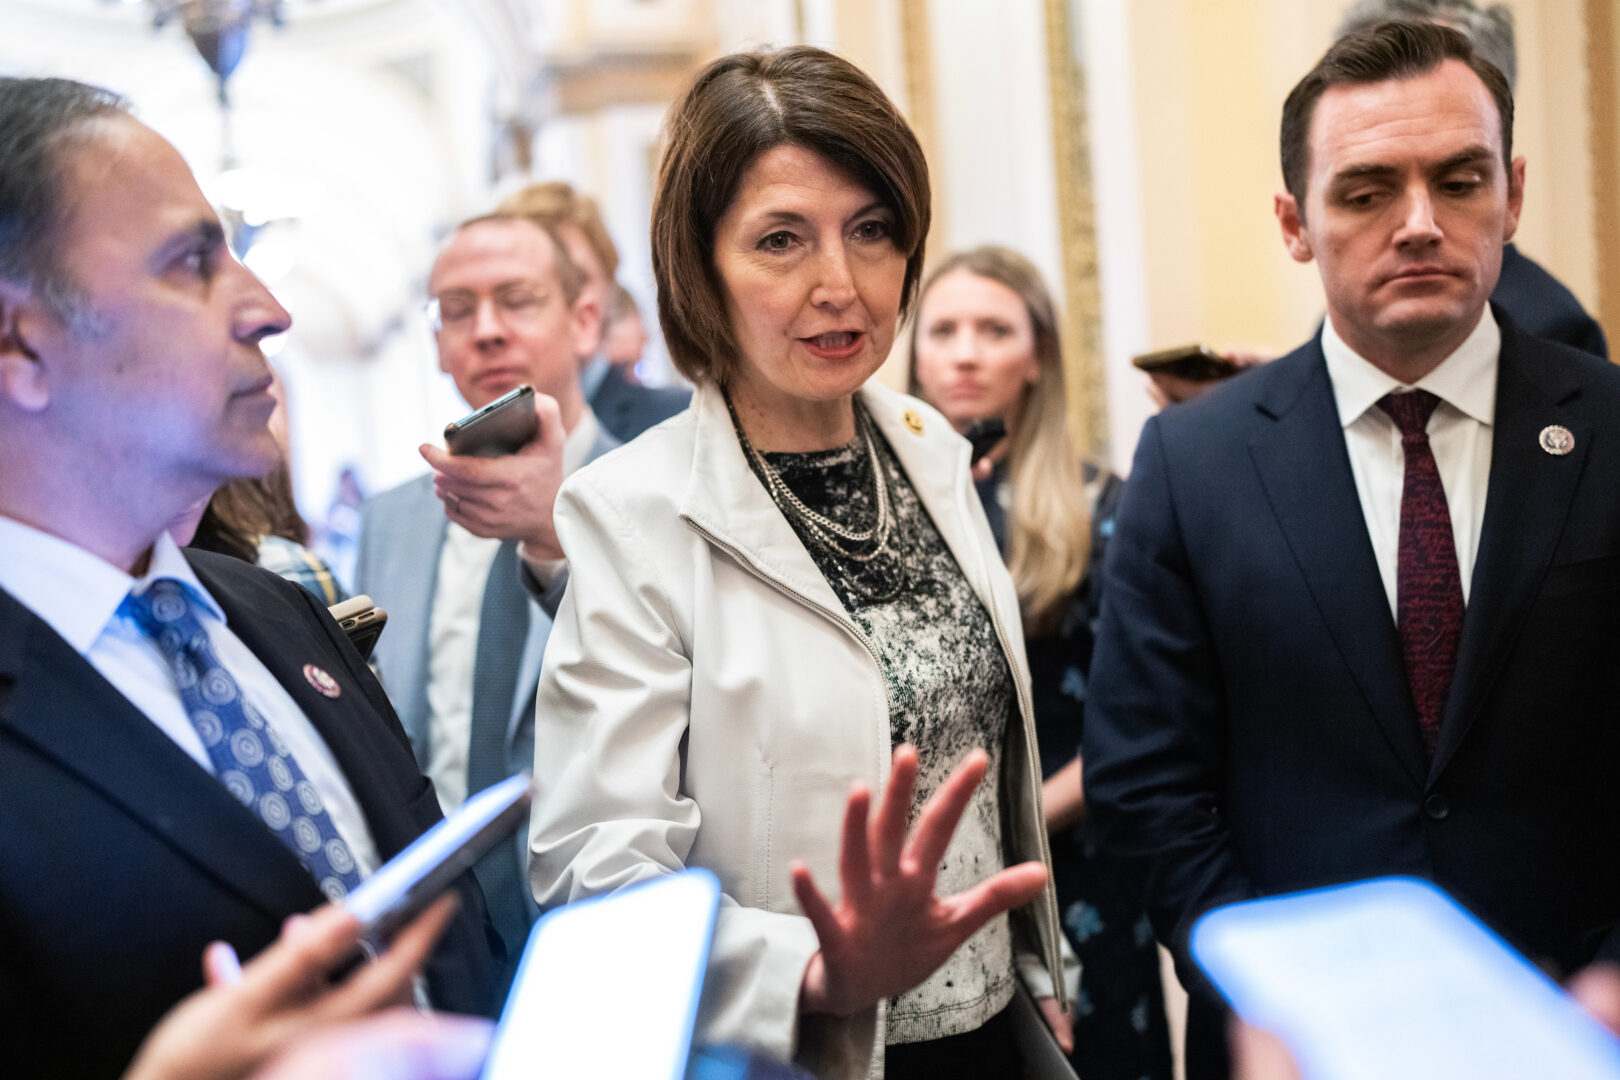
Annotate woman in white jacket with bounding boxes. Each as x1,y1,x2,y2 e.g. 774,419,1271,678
530,46,1068,1080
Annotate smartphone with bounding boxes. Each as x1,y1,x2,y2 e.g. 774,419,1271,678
481,869,721,1080
344,772,533,946
963,417,1007,465
328,595,387,661
444,384,539,457
1130,344,1240,383
1191,877,1620,1080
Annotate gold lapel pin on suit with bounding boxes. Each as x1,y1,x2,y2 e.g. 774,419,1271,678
902,409,924,435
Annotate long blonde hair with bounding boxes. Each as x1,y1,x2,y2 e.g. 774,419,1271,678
911,247,1093,636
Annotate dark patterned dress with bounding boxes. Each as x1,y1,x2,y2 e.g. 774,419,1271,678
755,420,1020,1050
977,462,1174,1080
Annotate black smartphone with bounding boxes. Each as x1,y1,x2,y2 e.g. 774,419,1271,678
1130,344,1240,383
444,384,539,457
344,773,533,947
963,418,1007,465
328,595,387,661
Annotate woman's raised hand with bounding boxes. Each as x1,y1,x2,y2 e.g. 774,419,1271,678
794,744,1049,1016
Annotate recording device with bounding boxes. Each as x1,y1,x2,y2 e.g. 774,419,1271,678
482,869,721,1080
444,384,539,457
1130,344,1240,383
964,418,1008,466
1191,877,1620,1080
344,772,533,947
328,595,387,661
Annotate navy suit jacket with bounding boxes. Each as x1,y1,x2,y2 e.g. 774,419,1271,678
1494,243,1608,359
588,363,691,444
0,551,497,1078
1084,310,1620,1073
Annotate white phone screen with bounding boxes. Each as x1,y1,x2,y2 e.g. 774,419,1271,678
482,869,721,1080
1192,877,1620,1080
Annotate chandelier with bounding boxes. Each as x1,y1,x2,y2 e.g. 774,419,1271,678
115,1,308,103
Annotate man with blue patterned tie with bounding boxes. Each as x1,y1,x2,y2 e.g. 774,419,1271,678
0,78,497,1077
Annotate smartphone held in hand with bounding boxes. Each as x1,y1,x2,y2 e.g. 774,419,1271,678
444,385,539,457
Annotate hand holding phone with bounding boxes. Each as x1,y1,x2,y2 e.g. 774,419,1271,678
421,389,568,561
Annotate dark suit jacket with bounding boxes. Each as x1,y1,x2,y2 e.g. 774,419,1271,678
588,363,691,444
1083,310,1620,1076
0,551,498,1078
1494,243,1608,359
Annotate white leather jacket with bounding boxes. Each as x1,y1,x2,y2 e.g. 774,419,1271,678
529,380,1065,1079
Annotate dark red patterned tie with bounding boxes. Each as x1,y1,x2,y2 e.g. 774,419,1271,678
1378,390,1464,758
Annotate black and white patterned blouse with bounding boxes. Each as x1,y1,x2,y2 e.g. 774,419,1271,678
759,422,1018,1045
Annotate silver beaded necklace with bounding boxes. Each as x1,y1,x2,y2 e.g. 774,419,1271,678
726,393,896,565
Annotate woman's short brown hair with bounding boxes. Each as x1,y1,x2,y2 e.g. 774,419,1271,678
651,46,931,385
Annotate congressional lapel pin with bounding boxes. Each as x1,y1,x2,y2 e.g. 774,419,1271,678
303,664,342,699
902,409,924,435
1538,424,1574,456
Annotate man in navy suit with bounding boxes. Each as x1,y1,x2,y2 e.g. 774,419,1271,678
1084,22,1620,1078
0,78,495,1076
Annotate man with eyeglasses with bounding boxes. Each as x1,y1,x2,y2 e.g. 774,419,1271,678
355,213,616,974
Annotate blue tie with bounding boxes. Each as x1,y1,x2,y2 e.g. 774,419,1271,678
120,578,365,901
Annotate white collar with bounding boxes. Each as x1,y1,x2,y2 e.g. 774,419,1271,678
1322,306,1499,429
0,519,220,655
564,407,601,476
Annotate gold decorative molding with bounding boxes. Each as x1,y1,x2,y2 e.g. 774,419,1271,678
1043,0,1109,458
898,0,945,255
546,46,706,113
1588,0,1619,359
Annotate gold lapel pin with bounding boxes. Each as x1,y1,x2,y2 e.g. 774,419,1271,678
902,409,924,435
1538,424,1574,456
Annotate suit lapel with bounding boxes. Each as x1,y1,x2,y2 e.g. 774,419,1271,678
0,589,324,918
192,558,422,859
387,478,450,754
1246,347,1429,787
1431,325,1589,774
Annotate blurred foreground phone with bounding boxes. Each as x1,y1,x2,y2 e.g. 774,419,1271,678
445,384,539,457
482,870,721,1080
1191,877,1620,1080
329,594,387,661
344,772,532,947
1131,344,1240,383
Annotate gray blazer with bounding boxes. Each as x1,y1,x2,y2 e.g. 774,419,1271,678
353,425,619,790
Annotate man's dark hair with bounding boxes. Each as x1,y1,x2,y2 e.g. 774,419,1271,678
0,77,130,326
1280,20,1513,213
1337,0,1516,90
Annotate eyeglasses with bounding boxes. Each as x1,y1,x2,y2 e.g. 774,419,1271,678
427,282,554,334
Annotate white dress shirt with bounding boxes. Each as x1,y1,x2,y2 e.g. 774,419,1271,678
424,408,601,812
1322,308,1498,615
0,518,382,878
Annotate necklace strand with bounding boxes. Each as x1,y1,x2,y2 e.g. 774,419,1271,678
727,394,895,563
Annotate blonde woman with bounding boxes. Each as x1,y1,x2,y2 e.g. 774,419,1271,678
912,246,1171,1080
